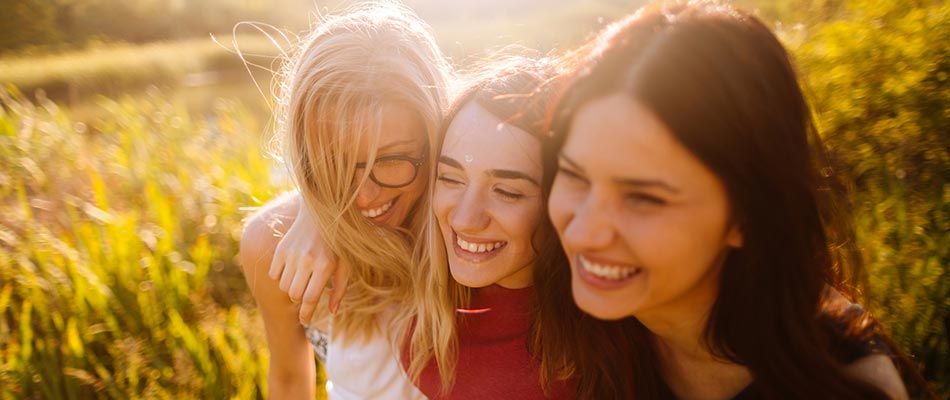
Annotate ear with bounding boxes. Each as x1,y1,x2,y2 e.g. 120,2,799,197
725,223,743,248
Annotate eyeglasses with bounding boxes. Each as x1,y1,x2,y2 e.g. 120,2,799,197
355,146,428,188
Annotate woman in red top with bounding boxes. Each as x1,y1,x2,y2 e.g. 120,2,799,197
404,58,577,399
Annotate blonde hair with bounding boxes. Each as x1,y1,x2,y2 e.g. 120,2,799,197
275,1,450,340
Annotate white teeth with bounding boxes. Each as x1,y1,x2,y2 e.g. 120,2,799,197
360,198,395,218
580,255,640,281
456,237,506,254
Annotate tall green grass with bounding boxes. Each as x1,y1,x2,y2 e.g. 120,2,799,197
0,86,313,398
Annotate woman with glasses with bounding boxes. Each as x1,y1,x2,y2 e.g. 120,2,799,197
267,56,592,397
239,2,449,398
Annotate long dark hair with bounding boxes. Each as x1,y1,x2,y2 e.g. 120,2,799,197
546,2,926,398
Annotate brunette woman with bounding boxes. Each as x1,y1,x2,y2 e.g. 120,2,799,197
546,2,918,399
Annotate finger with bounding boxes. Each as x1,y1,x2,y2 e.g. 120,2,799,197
298,255,335,319
301,268,328,305
298,299,317,325
278,258,297,292
329,264,347,315
287,263,312,301
298,275,322,324
268,242,288,280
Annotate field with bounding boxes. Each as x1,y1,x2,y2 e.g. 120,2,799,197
0,0,947,398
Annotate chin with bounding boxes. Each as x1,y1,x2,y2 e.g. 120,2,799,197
448,261,491,289
571,278,634,321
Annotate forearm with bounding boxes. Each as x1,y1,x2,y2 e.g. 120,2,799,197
267,359,317,400
241,201,318,399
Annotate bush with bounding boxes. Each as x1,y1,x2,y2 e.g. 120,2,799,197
793,0,950,395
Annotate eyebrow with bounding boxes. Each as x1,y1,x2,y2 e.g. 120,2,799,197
439,155,540,186
558,153,680,194
378,138,422,152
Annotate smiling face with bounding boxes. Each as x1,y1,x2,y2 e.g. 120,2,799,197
354,102,428,228
434,102,543,289
548,94,743,321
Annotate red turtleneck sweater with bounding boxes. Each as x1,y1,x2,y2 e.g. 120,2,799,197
405,285,576,399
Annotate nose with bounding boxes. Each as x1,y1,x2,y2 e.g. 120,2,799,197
450,185,490,233
561,191,615,251
355,178,382,209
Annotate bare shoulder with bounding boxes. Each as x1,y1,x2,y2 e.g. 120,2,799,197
845,353,909,400
240,192,301,273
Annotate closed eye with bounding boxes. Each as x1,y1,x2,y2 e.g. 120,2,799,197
494,188,524,200
437,175,464,186
625,192,666,206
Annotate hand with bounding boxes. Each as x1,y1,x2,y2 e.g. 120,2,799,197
268,201,348,324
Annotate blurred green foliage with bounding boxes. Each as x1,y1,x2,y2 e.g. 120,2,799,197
789,0,950,394
0,88,299,398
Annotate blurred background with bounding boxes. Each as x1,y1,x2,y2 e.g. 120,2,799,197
0,0,946,398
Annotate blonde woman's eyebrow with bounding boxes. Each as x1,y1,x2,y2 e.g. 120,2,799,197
378,138,422,152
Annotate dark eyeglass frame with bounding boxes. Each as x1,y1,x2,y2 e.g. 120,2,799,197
355,144,428,189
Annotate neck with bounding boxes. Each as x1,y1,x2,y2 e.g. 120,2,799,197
634,264,752,399
637,294,714,361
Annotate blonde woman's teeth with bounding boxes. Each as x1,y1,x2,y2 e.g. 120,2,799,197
360,199,394,218
456,237,505,253
580,256,640,280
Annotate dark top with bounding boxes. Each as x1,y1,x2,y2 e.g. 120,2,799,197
409,285,576,399
659,303,893,400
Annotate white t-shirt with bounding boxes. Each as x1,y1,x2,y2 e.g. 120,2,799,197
305,310,425,400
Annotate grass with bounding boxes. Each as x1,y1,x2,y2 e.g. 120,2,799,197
0,86,327,398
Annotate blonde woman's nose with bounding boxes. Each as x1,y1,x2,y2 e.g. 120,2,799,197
355,179,383,208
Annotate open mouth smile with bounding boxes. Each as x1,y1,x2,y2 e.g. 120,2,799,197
452,231,508,262
360,197,397,220
576,254,642,288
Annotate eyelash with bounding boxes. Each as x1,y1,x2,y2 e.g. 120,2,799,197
625,192,666,206
438,175,525,200
495,188,524,200
437,175,462,185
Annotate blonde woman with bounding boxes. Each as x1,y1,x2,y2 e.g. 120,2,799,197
273,59,584,398
239,2,450,398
